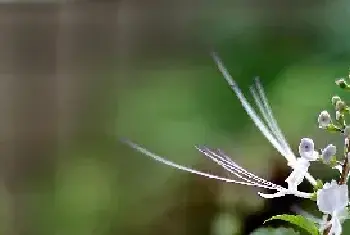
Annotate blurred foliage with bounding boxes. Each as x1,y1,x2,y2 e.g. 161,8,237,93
250,227,299,235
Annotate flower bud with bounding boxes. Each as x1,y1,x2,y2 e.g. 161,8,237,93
299,138,318,160
321,144,336,163
335,78,348,89
332,96,341,106
336,111,341,121
336,100,346,111
318,111,332,128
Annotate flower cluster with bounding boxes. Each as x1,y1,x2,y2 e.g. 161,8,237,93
123,54,350,235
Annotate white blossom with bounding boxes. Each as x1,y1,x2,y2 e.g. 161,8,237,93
123,54,320,209
322,144,337,163
318,111,332,128
285,157,310,193
282,138,320,194
317,181,348,213
299,138,319,161
317,180,349,235
211,52,316,186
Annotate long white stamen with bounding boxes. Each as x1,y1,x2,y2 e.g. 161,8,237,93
196,146,282,189
211,52,286,159
254,77,294,158
198,148,278,188
250,85,287,153
197,148,271,187
250,84,298,166
213,148,275,186
254,78,316,185
250,86,276,135
122,139,280,190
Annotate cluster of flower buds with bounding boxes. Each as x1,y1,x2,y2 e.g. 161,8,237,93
318,94,350,133
123,53,350,235
336,78,350,90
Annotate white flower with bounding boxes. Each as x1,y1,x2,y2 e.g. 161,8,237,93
332,96,341,106
124,53,318,201
285,157,310,193
299,138,319,161
317,180,348,214
321,144,336,163
317,180,348,235
318,111,332,128
211,53,316,186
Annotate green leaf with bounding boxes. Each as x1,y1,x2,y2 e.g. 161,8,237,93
250,227,300,235
264,214,319,235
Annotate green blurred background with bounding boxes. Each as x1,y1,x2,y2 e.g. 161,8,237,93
1,1,350,235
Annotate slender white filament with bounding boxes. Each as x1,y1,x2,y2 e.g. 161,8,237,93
250,82,316,186
249,83,293,160
253,77,294,158
123,139,282,190
211,52,287,160
195,146,282,189
123,139,314,198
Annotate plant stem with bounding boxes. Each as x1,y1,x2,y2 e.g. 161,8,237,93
323,137,350,235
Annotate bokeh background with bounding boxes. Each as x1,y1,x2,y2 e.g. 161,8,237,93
0,1,350,235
